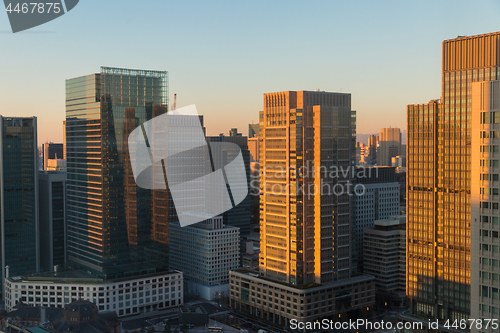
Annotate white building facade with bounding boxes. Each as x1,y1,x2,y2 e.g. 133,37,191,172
169,217,240,300
4,270,183,317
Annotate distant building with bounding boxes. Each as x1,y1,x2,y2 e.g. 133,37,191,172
2,299,119,333
363,215,406,307
367,134,377,164
229,128,242,137
0,116,39,295
391,155,405,168
248,123,259,138
42,143,63,171
46,159,67,171
377,127,401,166
5,270,183,317
39,170,67,273
169,217,239,300
352,167,400,273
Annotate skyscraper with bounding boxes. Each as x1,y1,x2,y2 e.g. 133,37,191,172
65,67,171,279
258,90,355,285
407,32,500,322
471,80,500,331
367,134,377,164
229,91,375,325
377,127,401,166
0,116,39,292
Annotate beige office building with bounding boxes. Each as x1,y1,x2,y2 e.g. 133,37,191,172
230,91,375,325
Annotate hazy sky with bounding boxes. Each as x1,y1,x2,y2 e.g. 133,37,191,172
1,0,499,143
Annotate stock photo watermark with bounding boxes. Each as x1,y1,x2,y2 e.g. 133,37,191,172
3,0,79,33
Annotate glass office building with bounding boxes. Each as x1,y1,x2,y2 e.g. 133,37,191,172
407,32,500,322
66,67,171,279
0,116,39,293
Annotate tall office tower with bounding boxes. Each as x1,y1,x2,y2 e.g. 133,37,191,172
363,215,406,307
39,170,67,272
377,127,401,166
258,90,355,285
207,132,252,235
352,167,400,273
42,142,64,170
367,134,377,164
169,217,240,300
471,80,500,332
66,67,171,279
230,91,375,325
248,123,259,138
407,32,500,322
0,116,39,292
63,120,66,159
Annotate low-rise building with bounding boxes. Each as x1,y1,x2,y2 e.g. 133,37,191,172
169,217,240,300
4,270,183,317
363,215,406,307
229,270,375,326
2,299,119,333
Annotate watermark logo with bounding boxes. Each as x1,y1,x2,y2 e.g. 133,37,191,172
128,105,248,227
4,0,79,33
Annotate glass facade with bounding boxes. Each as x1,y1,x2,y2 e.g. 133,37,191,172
66,67,171,279
407,32,500,322
0,117,38,287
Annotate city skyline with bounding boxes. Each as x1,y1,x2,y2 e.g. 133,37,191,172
1,1,499,144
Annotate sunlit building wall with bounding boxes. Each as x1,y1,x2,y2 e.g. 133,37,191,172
258,90,355,285
471,80,500,333
407,31,500,322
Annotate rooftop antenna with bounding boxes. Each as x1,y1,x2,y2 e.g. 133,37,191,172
173,93,177,111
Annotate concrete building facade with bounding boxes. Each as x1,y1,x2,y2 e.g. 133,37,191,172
4,271,183,317
363,215,406,307
169,217,240,300
352,167,400,273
